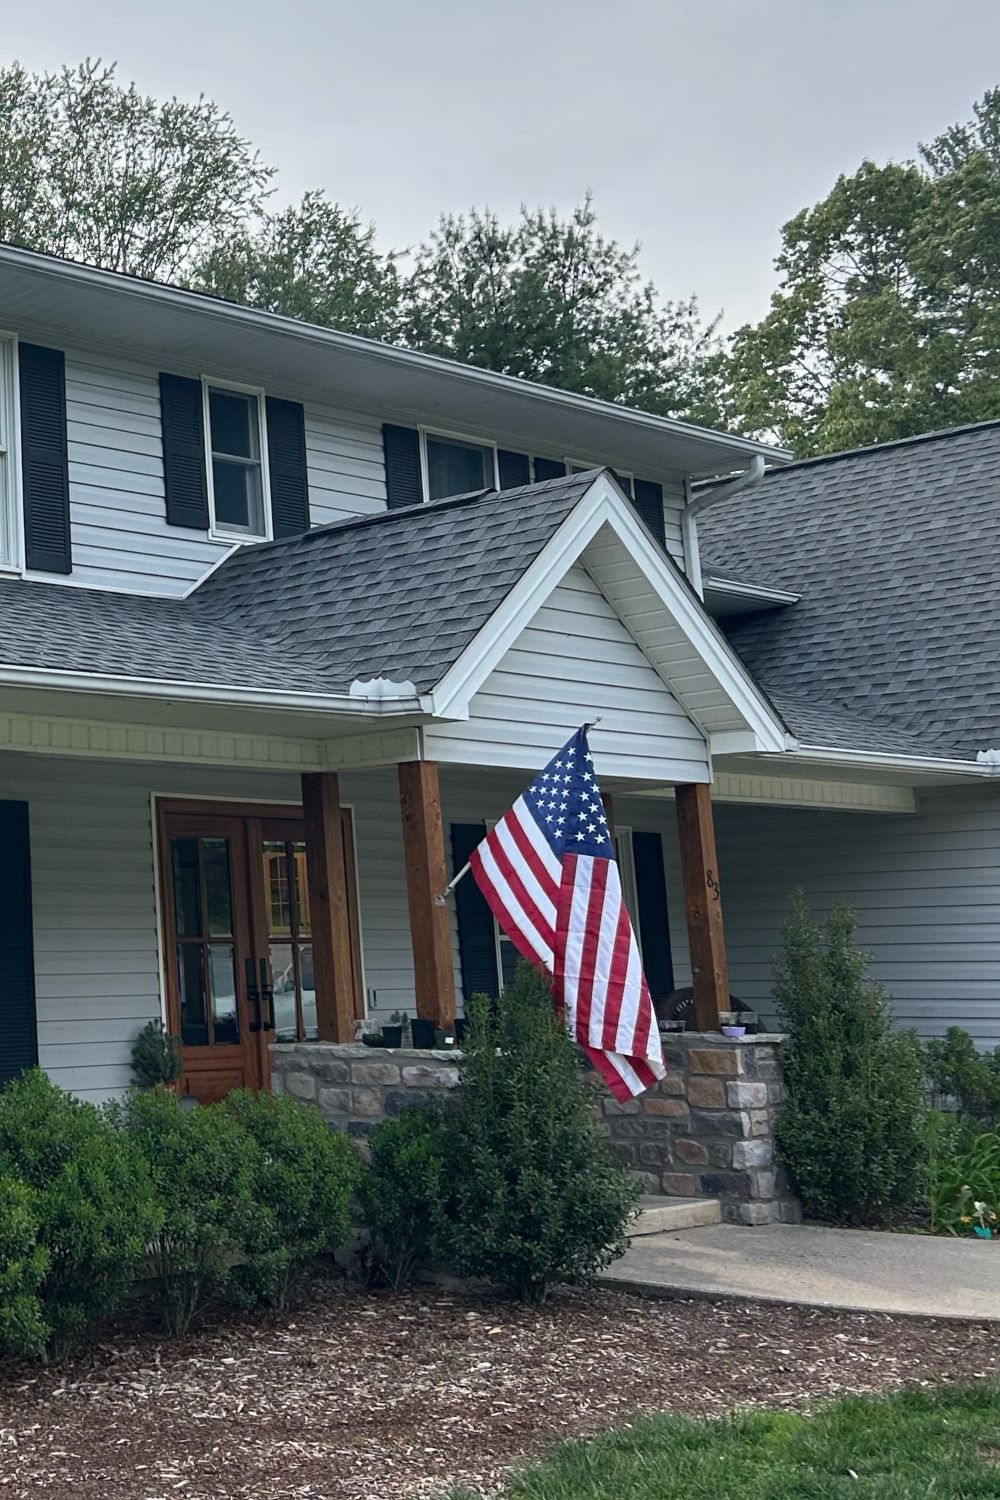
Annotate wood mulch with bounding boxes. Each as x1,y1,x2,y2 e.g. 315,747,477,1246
1,1266,998,1499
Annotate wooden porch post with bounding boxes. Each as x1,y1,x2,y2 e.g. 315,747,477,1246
674,782,730,1032
398,760,456,1028
301,772,357,1042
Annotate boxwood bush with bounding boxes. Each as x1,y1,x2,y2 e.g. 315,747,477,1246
116,1087,259,1335
0,1069,160,1355
359,1104,449,1290
442,963,640,1303
223,1089,360,1309
0,1173,49,1359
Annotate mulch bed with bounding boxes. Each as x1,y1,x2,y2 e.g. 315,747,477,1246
1,1266,998,1499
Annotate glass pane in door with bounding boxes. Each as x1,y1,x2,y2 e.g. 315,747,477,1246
170,833,240,1049
261,838,315,1042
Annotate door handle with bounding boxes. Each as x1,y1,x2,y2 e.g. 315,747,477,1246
259,957,275,1033
245,957,263,1033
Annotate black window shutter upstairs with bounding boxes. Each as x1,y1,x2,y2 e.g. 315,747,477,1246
159,372,208,529
450,823,500,1003
19,342,71,574
265,397,310,538
0,801,38,1086
382,423,423,509
532,456,567,482
498,450,530,489
631,478,666,549
631,830,674,1003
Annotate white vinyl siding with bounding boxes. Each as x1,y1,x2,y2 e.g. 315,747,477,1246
425,564,710,782
678,789,1000,1048
661,474,685,565
53,348,387,595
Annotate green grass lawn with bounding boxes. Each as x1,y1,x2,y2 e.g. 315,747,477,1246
450,1384,1000,1498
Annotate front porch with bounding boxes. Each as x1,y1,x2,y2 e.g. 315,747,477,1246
7,728,990,1107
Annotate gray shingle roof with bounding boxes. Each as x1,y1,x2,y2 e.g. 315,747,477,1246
0,472,596,696
698,421,1000,761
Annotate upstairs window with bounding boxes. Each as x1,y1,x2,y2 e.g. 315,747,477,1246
423,430,498,501
204,381,270,540
0,339,19,570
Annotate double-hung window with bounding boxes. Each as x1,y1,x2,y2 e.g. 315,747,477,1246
423,430,498,502
204,381,271,540
0,339,19,570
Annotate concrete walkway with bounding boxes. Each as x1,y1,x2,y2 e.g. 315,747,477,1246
604,1222,1000,1321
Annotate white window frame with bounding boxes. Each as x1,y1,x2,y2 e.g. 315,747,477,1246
0,335,23,574
202,376,273,543
566,457,634,499
614,826,642,937
419,426,499,504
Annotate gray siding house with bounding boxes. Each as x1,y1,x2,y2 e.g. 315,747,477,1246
0,245,998,1105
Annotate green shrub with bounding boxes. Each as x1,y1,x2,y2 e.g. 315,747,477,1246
442,963,640,1304
924,1027,1000,1127
130,1019,182,1089
358,1105,450,1290
223,1090,360,1309
0,1070,160,1354
0,1174,49,1359
925,1110,1000,1236
117,1088,257,1335
774,893,927,1226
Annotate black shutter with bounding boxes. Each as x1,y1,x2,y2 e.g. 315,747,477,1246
383,423,423,509
498,450,530,489
450,823,500,1003
632,830,674,1003
533,457,566,482
159,373,208,529
0,801,37,1087
632,478,666,549
265,397,310,538
19,342,71,574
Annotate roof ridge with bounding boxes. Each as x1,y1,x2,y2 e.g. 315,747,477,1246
764,418,1000,476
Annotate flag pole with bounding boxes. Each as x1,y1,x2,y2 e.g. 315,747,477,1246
435,861,470,905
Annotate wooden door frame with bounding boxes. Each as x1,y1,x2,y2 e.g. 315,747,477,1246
154,797,365,1094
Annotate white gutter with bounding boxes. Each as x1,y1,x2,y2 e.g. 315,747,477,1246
0,662,433,717
783,742,995,778
682,454,768,597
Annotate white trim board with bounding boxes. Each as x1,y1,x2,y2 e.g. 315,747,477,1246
428,472,788,755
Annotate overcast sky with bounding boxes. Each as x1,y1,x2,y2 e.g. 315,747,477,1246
6,1,1000,331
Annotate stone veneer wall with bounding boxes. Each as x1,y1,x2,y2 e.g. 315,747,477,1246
270,1033,800,1227
597,1032,800,1225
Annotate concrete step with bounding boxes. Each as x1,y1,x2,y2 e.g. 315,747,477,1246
631,1194,722,1235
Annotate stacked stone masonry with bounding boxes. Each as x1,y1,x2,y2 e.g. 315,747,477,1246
596,1033,800,1225
270,1033,800,1226
270,1042,461,1147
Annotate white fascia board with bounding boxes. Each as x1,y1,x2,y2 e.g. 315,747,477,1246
428,473,789,753
785,743,995,779
0,661,432,718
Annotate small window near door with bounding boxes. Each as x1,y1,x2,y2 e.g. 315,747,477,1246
205,382,269,539
424,432,497,501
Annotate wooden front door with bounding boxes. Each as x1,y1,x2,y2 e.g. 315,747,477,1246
159,802,362,1102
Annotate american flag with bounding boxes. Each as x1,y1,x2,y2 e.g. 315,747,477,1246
469,726,666,1100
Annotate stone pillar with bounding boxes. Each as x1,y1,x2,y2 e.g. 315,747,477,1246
596,1032,800,1225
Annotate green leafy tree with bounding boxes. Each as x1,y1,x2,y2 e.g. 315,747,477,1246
0,58,271,279
774,893,926,1225
401,196,718,415
191,190,401,339
712,87,1000,454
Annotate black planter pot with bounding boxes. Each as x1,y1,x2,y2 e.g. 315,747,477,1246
380,1025,403,1048
410,1017,436,1050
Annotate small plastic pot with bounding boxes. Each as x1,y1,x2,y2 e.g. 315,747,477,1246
380,1025,403,1048
410,1017,436,1050
721,1024,746,1039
